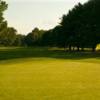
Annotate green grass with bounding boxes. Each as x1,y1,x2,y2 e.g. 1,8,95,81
0,47,100,100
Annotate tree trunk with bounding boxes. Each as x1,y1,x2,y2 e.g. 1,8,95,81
92,47,96,52
81,47,84,51
73,47,75,51
69,45,72,51
64,46,66,52
77,46,80,51
64,43,67,52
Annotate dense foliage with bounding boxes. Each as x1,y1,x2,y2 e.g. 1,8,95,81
40,0,100,51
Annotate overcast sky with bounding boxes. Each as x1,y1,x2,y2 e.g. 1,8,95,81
4,0,88,34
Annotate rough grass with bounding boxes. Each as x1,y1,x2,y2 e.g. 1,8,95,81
0,47,100,100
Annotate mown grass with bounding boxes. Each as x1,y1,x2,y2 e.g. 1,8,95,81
0,47,100,100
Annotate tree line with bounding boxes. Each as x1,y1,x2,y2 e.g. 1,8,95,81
0,0,100,51
41,0,100,51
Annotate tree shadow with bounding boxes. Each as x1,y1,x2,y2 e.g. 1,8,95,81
0,47,100,61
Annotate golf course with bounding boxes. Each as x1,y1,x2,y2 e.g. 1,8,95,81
0,47,100,100
1,0,100,99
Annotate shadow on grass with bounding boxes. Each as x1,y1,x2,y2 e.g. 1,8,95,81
0,47,100,61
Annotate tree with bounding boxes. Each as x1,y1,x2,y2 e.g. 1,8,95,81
41,29,53,46
13,34,25,46
60,3,84,51
59,0,100,51
0,1,18,46
25,27,45,46
0,27,17,46
0,0,8,23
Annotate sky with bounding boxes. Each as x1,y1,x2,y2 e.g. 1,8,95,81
4,0,88,34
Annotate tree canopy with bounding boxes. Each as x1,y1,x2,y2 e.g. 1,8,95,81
39,0,100,51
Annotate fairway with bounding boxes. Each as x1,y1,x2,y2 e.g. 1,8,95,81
0,48,100,100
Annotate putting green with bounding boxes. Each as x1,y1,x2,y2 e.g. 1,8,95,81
0,57,100,100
